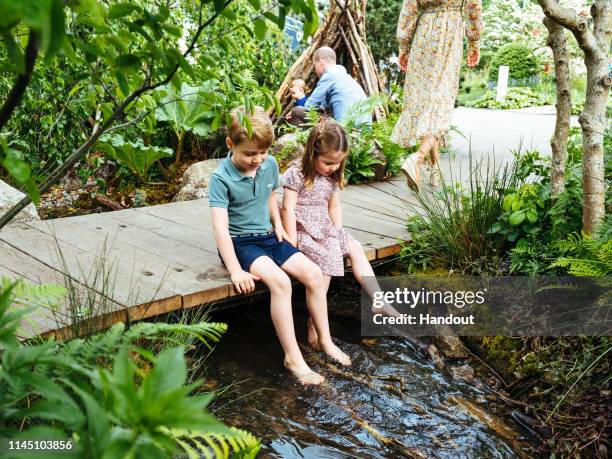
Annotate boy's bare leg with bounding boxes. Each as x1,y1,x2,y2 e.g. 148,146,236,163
306,275,331,350
282,253,351,366
250,256,324,385
347,240,400,318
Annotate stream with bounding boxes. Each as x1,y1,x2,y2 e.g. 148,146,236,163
201,277,534,458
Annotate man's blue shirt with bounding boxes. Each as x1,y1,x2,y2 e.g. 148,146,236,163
305,65,370,124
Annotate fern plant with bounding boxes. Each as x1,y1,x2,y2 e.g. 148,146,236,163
0,281,259,459
550,233,612,276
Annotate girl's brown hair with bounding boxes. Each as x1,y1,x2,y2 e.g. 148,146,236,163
302,119,349,189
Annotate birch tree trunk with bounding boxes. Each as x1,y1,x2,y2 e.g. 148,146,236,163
538,0,611,234
543,17,572,196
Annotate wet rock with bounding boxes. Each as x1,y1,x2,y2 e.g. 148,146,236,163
0,180,40,224
427,344,445,370
272,132,305,167
449,363,475,382
173,159,223,202
433,335,469,359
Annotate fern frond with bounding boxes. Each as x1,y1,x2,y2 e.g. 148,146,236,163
1,278,66,311
170,427,260,459
123,322,228,350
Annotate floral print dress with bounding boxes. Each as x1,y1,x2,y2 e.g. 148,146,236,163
391,0,483,147
282,163,352,277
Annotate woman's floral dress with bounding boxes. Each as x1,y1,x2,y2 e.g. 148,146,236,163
282,163,352,277
391,0,483,147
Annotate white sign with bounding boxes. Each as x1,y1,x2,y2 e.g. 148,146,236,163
496,65,509,102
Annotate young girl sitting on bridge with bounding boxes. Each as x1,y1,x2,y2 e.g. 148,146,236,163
282,120,398,349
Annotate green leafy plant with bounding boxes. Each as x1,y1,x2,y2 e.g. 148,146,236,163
95,135,173,184
490,182,547,244
488,43,540,84
154,82,219,166
0,279,260,458
466,87,550,110
550,233,612,276
405,155,521,273
0,0,317,229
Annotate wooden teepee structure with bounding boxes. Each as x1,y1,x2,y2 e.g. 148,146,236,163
274,0,386,122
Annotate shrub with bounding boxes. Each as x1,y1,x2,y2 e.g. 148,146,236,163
466,87,550,110
488,43,540,84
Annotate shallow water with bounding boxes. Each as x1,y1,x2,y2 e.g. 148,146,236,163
202,279,532,458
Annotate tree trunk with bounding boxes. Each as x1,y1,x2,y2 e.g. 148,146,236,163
543,17,571,196
537,0,611,234
580,46,609,234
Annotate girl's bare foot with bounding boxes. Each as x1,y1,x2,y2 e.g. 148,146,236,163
284,357,324,385
319,339,351,366
371,302,402,318
306,316,321,351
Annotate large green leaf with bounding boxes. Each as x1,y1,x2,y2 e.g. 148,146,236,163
154,83,216,138
95,135,172,183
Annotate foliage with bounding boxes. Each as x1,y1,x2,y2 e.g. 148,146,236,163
367,113,407,177
398,216,435,273
344,135,383,184
400,156,521,274
475,335,611,457
0,279,260,458
457,69,489,107
550,233,612,276
481,0,547,58
95,135,173,184
0,0,317,215
488,43,540,83
466,86,550,110
365,0,403,66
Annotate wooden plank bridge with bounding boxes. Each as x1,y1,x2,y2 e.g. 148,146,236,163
1,177,417,339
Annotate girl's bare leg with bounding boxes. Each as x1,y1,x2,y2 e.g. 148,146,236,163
282,253,351,366
347,240,400,318
306,275,331,350
250,256,324,385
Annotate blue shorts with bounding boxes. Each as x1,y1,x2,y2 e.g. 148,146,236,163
231,233,301,272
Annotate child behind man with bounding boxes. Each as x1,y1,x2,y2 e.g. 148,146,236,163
287,79,309,125
209,106,350,386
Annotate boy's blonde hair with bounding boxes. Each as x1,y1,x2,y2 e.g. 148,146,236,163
290,79,308,92
227,106,274,148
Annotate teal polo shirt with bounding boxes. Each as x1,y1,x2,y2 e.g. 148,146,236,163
209,152,280,236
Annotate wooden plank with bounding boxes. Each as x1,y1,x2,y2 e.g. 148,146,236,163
341,186,409,222
0,223,179,311
66,212,230,292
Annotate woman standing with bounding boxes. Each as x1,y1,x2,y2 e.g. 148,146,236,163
392,0,483,191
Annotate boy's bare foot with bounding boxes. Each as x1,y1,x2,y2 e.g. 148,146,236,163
284,357,324,386
319,340,351,366
306,316,321,350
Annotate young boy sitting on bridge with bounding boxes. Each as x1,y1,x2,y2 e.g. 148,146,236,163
209,106,350,385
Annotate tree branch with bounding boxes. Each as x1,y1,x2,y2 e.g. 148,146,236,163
537,0,598,56
0,0,235,229
0,30,39,131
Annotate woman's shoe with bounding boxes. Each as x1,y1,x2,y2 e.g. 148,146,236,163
401,152,422,192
